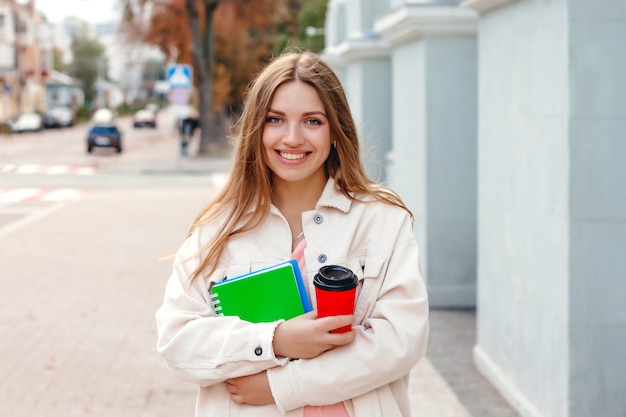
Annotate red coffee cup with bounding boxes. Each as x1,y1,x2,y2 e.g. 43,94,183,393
313,265,358,333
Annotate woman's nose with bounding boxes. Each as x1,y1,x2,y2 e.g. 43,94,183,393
283,123,304,146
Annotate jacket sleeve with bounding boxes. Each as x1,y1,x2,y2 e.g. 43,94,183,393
266,212,429,412
155,229,288,387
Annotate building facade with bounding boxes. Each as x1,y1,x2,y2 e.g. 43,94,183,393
0,1,163,120
0,0,52,120
323,1,626,417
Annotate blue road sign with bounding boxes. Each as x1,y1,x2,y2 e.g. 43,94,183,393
167,64,193,89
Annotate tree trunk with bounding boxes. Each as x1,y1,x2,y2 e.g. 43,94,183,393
185,0,219,155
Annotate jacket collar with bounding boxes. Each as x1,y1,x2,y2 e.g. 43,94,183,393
257,177,352,216
315,177,352,213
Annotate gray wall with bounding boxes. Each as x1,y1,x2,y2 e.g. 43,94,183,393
387,36,477,306
344,58,392,182
377,2,478,307
325,0,626,413
568,0,626,415
423,37,477,307
388,40,428,266
473,1,572,416
470,0,626,416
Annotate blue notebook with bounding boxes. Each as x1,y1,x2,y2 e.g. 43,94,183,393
210,260,312,323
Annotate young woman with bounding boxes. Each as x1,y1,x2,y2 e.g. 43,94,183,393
156,51,429,417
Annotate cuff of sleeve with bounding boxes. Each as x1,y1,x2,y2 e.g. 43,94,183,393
267,360,306,413
249,321,289,366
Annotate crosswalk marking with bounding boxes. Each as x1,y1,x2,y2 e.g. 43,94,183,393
40,188,84,202
0,164,96,175
0,188,40,203
0,188,86,205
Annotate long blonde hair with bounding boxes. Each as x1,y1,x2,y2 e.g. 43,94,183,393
186,51,411,282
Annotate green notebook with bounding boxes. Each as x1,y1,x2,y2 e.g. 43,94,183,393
210,259,312,323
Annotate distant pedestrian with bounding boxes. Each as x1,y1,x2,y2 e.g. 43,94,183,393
156,51,429,417
179,117,199,157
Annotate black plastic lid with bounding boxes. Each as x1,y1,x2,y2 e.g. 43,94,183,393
313,265,358,291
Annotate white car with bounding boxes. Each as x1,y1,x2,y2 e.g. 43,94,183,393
11,113,43,133
133,109,157,128
43,107,74,128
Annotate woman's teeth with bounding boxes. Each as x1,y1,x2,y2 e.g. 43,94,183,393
280,152,306,160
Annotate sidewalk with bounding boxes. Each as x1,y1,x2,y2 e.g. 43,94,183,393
422,309,520,417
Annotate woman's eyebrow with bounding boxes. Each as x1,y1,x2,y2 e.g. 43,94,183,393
303,111,328,118
268,108,327,118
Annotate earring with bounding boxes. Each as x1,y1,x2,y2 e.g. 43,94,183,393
333,140,337,148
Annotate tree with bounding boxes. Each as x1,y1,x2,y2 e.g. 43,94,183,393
185,0,218,154
69,25,106,107
52,47,68,73
120,0,326,153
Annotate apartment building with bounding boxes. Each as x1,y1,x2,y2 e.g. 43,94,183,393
0,0,52,120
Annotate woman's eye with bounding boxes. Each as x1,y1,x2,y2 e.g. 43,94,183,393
306,119,322,126
266,116,282,124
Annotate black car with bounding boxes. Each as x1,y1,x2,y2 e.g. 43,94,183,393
87,123,122,153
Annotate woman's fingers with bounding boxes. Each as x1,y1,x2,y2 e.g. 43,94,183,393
315,314,355,333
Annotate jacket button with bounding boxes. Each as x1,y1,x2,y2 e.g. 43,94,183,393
318,254,327,263
254,347,263,356
313,214,324,224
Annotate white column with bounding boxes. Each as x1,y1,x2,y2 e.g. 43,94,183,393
323,0,394,182
377,2,478,307
464,0,626,416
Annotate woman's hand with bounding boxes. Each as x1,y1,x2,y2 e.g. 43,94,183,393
273,312,356,359
225,314,355,405
226,371,274,405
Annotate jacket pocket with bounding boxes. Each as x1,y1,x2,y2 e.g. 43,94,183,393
346,254,387,322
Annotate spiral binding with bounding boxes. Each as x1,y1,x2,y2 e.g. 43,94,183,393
210,292,224,316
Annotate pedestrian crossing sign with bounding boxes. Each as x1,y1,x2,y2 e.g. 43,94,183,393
167,64,193,89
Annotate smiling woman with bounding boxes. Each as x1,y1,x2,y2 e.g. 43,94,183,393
155,50,429,417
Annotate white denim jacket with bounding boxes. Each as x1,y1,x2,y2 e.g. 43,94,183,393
156,178,429,417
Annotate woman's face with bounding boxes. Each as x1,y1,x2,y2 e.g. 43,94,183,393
262,80,331,187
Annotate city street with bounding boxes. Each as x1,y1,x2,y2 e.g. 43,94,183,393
0,110,228,416
0,110,513,416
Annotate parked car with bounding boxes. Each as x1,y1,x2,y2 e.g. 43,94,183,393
10,113,43,133
144,103,159,114
43,106,74,128
133,109,157,128
86,123,122,153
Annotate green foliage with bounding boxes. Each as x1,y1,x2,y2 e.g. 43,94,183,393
73,105,92,123
116,102,143,116
69,25,107,106
52,47,68,73
274,0,328,55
